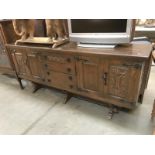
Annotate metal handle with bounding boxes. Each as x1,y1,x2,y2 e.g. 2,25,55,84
44,56,47,60
66,58,71,62
48,79,51,83
69,85,73,89
68,75,73,80
122,63,142,69
67,68,71,72
75,57,88,62
44,64,48,68
103,72,108,85
47,72,50,75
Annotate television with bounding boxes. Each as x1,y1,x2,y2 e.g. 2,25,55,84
68,19,135,48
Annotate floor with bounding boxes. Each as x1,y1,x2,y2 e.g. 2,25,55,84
0,67,155,135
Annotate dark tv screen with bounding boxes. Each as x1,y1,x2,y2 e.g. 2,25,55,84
71,19,127,33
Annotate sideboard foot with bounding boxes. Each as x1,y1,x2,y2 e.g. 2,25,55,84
64,93,73,104
17,78,24,90
32,83,42,93
138,94,144,104
107,105,119,120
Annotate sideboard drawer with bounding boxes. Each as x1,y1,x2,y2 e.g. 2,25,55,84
46,71,76,91
43,62,75,75
43,54,74,63
42,54,75,74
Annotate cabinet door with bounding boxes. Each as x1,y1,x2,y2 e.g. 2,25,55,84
26,50,44,82
11,49,28,76
11,48,45,82
0,25,11,68
103,59,143,103
76,56,102,95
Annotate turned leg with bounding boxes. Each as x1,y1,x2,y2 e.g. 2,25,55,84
151,100,155,120
107,105,119,120
64,93,73,104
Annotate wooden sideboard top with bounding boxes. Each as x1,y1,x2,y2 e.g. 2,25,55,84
6,41,153,60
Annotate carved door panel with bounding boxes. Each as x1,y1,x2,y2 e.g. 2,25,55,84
0,25,11,68
27,50,45,82
103,59,143,103
11,49,28,77
76,56,102,95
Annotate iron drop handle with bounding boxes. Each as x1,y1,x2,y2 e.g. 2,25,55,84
103,72,108,85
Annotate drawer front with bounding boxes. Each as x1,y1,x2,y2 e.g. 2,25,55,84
42,54,75,74
45,71,76,91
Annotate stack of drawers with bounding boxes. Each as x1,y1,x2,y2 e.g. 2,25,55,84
42,53,76,91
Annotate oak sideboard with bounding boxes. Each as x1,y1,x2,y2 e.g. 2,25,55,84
6,42,152,110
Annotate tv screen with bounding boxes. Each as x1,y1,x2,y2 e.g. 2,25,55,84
68,19,134,46
71,19,127,33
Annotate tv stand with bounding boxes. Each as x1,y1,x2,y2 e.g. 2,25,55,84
78,43,116,48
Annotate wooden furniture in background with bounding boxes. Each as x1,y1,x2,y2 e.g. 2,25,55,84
6,42,152,111
0,19,53,89
0,20,19,75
